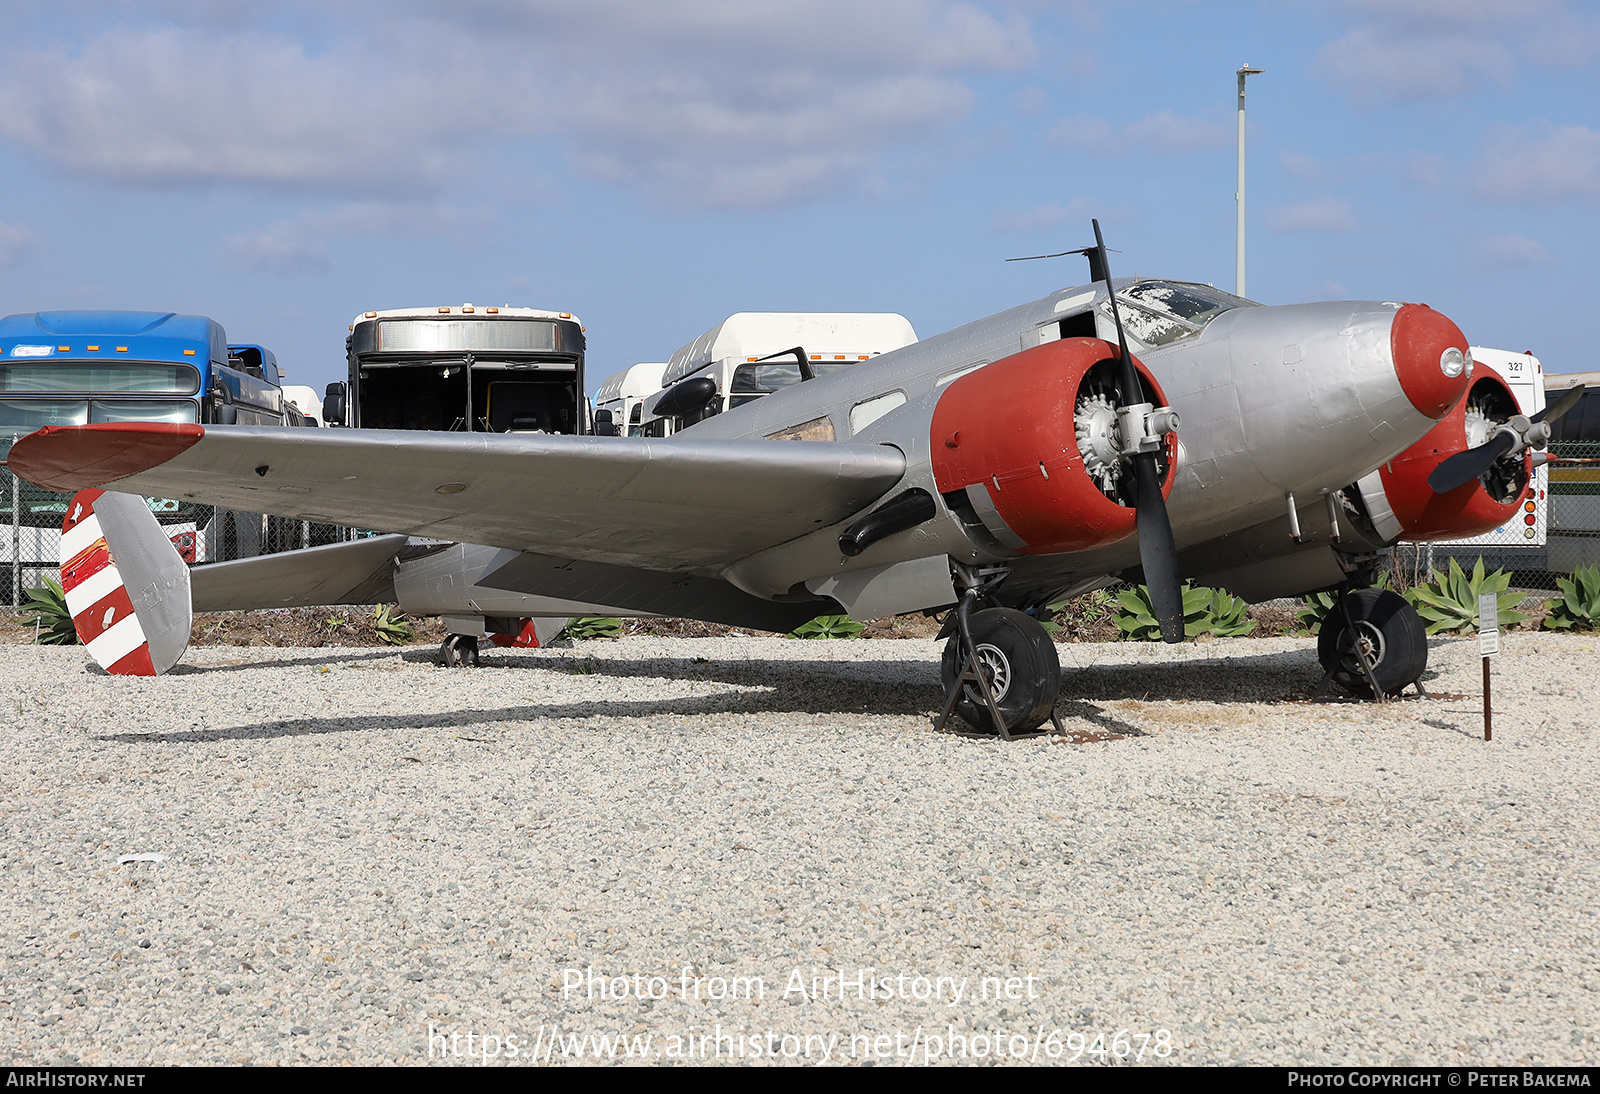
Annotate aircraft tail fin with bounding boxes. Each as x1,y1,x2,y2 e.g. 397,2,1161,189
59,490,192,675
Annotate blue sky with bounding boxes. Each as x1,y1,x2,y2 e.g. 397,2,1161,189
0,0,1595,394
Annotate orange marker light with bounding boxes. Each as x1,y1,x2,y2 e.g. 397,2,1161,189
87,345,99,351
57,345,68,351
438,307,450,314
365,312,377,318
183,349,196,356
115,346,128,352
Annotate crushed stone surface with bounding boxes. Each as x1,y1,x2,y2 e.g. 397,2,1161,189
0,632,1596,1066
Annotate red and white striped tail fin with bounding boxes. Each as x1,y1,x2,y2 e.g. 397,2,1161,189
59,490,191,676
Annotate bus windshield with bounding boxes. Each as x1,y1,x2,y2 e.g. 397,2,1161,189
0,398,197,431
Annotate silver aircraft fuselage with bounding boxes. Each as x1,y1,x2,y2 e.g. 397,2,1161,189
686,279,1467,611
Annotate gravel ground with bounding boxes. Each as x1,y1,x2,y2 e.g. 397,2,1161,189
1,631,1597,1067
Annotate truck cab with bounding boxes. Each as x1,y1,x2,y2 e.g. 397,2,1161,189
638,312,917,436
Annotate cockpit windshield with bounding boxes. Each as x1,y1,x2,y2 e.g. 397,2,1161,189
1110,280,1256,349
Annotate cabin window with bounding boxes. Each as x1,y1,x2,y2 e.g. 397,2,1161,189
935,362,987,387
849,390,906,434
766,415,835,442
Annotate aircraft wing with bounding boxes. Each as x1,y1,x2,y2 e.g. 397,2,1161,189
9,423,907,572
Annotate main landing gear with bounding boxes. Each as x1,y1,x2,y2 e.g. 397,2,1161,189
440,633,479,668
1316,585,1428,700
935,570,1065,739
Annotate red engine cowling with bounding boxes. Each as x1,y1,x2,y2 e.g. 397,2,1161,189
1370,371,1531,541
930,337,1176,555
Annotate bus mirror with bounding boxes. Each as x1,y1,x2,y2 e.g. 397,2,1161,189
653,376,718,419
323,382,347,426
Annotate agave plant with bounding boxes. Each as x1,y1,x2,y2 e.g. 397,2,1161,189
371,604,416,645
1203,586,1258,637
1296,573,1390,635
787,614,865,639
1404,557,1524,635
561,616,623,640
1115,582,1254,641
1545,563,1600,631
21,578,79,645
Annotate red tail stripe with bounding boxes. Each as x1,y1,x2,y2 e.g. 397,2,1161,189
106,646,156,677
61,490,106,532
73,586,135,645
61,542,113,591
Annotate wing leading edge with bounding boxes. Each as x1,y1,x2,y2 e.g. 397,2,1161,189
8,423,908,573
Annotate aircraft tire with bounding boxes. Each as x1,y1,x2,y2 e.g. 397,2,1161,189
1317,589,1427,699
440,634,480,668
940,608,1061,734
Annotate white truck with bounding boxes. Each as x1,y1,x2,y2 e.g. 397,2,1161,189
638,312,918,435
593,362,667,437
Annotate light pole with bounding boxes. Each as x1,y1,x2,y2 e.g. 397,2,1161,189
1236,63,1264,299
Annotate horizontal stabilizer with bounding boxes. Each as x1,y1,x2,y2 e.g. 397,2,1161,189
190,534,410,612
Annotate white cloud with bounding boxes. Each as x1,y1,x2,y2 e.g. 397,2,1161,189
1012,87,1049,116
221,222,331,277
0,2,1035,209
0,223,37,266
1474,123,1600,203
1316,0,1600,104
0,27,529,195
986,198,1097,234
1122,110,1232,155
219,202,491,276
1280,152,1322,181
1045,110,1230,156
1264,198,1360,233
1474,232,1553,267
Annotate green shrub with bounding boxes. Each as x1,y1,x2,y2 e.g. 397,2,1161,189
1115,582,1256,641
787,614,865,639
1296,573,1390,635
1404,557,1524,635
1545,564,1600,631
561,616,622,640
371,604,415,645
1040,588,1116,638
20,578,78,645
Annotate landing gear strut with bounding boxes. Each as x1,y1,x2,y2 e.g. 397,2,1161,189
935,572,1064,738
1316,586,1428,700
440,634,479,668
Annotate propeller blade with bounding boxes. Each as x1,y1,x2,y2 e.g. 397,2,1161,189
1427,430,1517,494
1089,218,1185,643
1535,383,1585,425
1133,451,1185,642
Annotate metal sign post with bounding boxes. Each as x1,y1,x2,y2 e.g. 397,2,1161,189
1477,592,1499,742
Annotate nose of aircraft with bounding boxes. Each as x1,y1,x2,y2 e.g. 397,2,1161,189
1390,302,1471,419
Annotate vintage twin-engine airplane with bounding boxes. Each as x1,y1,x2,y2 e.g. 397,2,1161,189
9,225,1574,735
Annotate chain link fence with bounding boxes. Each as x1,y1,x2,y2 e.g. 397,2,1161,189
1,435,358,607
